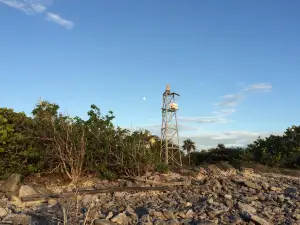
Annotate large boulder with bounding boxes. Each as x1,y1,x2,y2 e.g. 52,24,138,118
1,214,32,225
0,207,8,218
0,173,21,193
19,185,38,198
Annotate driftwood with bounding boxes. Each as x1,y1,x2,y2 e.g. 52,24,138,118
132,177,191,186
21,186,169,202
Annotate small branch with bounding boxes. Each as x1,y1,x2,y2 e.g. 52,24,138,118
132,177,191,186
21,186,169,201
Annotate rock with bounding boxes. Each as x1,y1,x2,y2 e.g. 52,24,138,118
18,185,37,198
237,202,256,214
48,198,58,206
185,202,192,207
152,211,165,220
167,219,180,225
114,192,126,198
244,195,259,203
0,207,8,218
208,210,226,218
198,213,207,219
94,219,117,225
106,211,114,220
258,195,266,201
185,209,194,218
277,194,285,202
163,210,175,219
36,186,53,195
207,198,214,204
241,167,254,174
224,194,232,200
126,205,138,221
270,186,282,192
243,181,262,190
124,181,133,187
0,173,21,193
212,179,222,192
240,211,270,225
140,214,151,224
178,211,186,218
88,207,99,220
195,221,215,225
199,167,208,175
111,213,128,224
82,194,97,206
154,219,166,225
250,214,270,225
262,182,269,190
292,213,300,220
1,214,32,225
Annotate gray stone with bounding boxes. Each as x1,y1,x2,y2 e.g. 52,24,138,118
94,219,117,225
19,185,37,198
0,173,21,193
292,213,300,220
111,213,128,224
163,210,175,219
208,210,226,218
166,219,180,225
185,209,194,218
153,211,165,220
238,202,257,214
224,194,232,200
82,194,97,206
250,214,270,225
1,214,32,225
106,211,114,220
241,211,270,225
0,207,8,218
243,181,262,190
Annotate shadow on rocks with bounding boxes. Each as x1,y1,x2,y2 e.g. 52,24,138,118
134,206,149,218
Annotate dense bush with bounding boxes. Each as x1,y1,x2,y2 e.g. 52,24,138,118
189,128,300,170
189,143,244,167
0,101,163,181
1,100,299,181
0,108,43,179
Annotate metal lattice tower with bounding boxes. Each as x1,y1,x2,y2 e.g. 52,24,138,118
160,84,182,166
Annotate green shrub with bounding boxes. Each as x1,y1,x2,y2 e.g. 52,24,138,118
155,163,169,173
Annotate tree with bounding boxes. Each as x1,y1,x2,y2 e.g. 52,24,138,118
0,108,41,179
182,138,196,165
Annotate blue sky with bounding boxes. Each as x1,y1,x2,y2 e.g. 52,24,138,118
1,0,300,149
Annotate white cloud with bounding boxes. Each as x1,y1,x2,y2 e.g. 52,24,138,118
212,108,236,116
215,93,244,107
0,0,46,14
180,130,277,150
0,0,74,30
45,12,74,29
31,3,46,13
243,83,272,92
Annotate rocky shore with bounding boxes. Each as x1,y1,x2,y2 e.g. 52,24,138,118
0,164,299,225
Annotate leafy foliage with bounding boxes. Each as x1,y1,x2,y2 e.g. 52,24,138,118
1,101,300,182
155,163,169,173
0,108,41,179
189,127,300,169
182,138,196,165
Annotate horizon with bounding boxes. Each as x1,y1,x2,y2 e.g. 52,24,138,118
1,0,300,149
